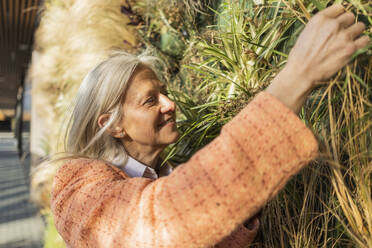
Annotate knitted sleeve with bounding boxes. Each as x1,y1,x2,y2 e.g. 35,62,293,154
51,92,318,247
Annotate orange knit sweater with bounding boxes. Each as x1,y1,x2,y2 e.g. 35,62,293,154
51,92,318,247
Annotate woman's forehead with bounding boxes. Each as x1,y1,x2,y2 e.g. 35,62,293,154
133,64,158,81
130,64,166,88
124,65,165,103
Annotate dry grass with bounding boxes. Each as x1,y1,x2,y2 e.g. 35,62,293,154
30,0,139,154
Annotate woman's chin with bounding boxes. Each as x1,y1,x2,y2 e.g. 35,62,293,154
155,126,180,146
165,129,180,145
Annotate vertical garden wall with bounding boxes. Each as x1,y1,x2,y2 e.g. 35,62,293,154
31,0,371,247
143,1,371,247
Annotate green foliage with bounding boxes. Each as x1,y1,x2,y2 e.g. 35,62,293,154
136,0,371,247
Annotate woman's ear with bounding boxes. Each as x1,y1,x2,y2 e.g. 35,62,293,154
97,114,126,138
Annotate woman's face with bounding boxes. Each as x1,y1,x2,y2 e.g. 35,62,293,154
119,64,179,149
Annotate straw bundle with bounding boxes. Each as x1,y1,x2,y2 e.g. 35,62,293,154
30,0,139,153
30,0,140,209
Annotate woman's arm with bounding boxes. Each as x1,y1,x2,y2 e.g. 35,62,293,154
52,92,318,247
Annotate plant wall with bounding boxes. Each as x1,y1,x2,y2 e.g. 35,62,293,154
132,0,371,247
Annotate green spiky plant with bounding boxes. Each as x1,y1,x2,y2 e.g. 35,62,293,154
135,0,371,247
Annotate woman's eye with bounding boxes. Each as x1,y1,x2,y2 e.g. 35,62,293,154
145,97,155,105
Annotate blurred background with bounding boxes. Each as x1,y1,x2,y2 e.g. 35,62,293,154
0,0,371,247
0,0,43,247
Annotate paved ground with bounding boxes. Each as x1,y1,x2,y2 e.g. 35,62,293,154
0,133,44,248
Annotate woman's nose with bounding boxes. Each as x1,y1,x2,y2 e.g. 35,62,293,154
159,94,175,113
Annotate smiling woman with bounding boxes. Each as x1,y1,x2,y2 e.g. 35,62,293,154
63,52,161,167
94,63,179,171
48,4,370,248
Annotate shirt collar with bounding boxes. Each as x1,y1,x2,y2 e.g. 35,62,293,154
111,156,172,180
124,156,152,178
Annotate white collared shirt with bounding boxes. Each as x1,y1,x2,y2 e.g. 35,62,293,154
112,156,173,180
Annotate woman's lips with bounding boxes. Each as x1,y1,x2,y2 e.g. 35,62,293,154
159,118,175,127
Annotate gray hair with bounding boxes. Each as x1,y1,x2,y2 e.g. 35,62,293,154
64,51,161,164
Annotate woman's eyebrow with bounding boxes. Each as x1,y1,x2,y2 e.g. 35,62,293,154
138,89,151,99
132,87,150,105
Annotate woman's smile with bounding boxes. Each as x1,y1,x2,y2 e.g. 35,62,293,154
158,116,176,127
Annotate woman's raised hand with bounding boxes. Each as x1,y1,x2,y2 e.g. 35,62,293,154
266,4,370,114
286,4,370,86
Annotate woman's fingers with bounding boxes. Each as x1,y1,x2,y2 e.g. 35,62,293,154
266,4,370,113
337,12,355,28
282,4,369,86
321,4,345,18
336,12,369,51
346,22,366,40
354,36,371,50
